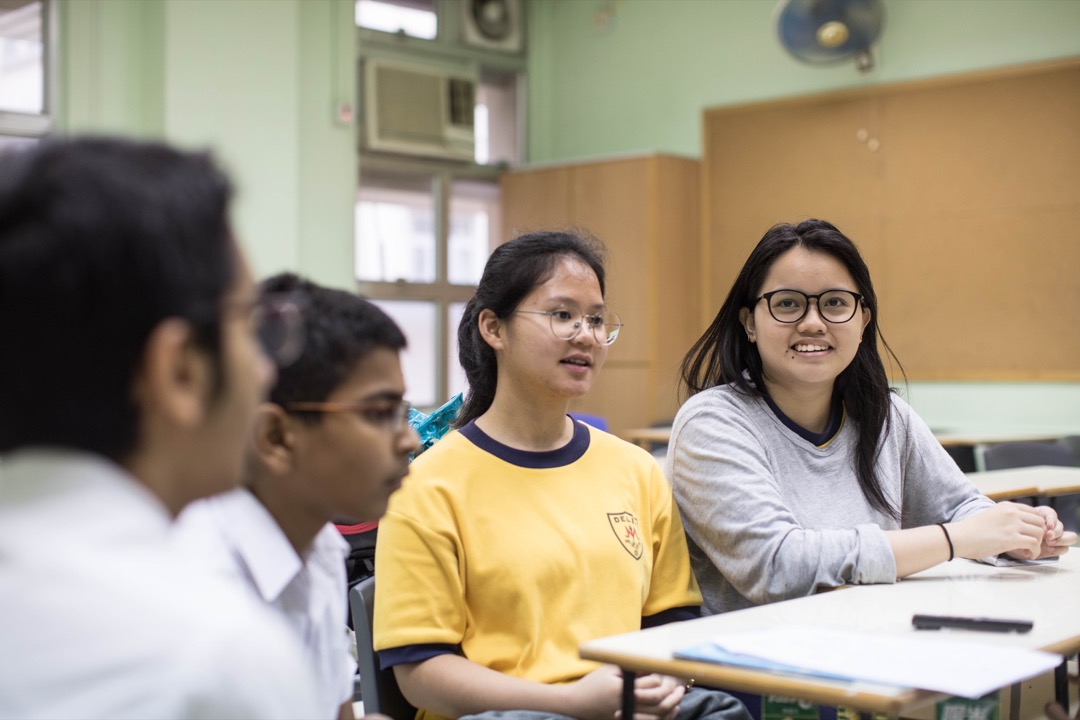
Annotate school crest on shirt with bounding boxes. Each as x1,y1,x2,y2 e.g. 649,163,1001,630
607,512,643,560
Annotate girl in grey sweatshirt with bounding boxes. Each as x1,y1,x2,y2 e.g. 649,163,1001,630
667,219,1075,615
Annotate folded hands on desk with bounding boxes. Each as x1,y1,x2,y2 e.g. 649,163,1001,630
951,503,1077,561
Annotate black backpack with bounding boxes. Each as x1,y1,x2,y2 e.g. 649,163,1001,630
338,522,379,629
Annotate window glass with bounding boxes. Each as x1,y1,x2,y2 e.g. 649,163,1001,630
355,0,436,40
0,0,44,114
448,301,468,401
358,173,499,410
356,170,436,283
371,299,436,408
448,180,499,286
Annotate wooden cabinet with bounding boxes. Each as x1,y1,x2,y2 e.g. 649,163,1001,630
500,154,701,437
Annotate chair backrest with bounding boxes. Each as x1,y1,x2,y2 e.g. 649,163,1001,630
1059,436,1080,464
569,412,609,432
982,440,1080,471
943,444,978,473
349,577,417,720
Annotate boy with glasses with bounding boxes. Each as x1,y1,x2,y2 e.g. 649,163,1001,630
176,272,420,720
0,137,321,717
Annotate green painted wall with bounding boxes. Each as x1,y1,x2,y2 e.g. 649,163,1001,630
525,0,1080,435
526,0,1080,162
59,0,165,137
58,0,356,289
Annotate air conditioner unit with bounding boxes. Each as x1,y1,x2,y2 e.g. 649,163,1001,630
461,0,523,54
363,59,476,162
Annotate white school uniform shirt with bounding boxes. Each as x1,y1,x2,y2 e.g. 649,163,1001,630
0,448,322,720
176,488,356,720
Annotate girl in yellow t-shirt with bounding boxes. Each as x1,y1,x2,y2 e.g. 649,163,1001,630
373,230,751,720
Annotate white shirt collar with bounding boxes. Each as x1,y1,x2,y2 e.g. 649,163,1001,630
205,488,302,603
200,488,349,604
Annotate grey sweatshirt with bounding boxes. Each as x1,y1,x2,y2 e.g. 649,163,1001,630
665,384,993,615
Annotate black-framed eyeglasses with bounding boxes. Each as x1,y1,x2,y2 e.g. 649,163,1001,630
514,309,623,346
753,289,864,324
284,398,413,432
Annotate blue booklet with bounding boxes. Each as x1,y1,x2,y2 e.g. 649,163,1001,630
674,641,856,684
673,624,1063,699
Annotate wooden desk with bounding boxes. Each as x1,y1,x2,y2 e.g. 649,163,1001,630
968,466,1080,501
625,428,1073,456
934,432,1064,449
967,468,1043,501
621,427,672,450
581,553,1080,718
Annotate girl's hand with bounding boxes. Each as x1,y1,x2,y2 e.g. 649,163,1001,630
625,674,684,720
566,667,685,720
1046,701,1078,720
1045,672,1079,720
948,502,1048,559
1026,505,1078,559
565,665,628,720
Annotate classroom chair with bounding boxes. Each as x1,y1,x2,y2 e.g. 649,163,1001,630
647,419,674,459
568,412,609,432
1060,436,1080,464
982,441,1078,472
943,444,977,473
349,577,418,720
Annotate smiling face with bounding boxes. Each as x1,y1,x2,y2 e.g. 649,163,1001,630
286,347,419,523
740,246,871,400
485,256,609,405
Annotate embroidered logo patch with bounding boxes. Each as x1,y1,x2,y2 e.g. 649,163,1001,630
607,512,643,559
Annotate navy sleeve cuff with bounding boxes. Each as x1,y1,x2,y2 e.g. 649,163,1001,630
642,605,701,629
378,643,460,670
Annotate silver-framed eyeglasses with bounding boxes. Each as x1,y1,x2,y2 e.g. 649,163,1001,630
753,289,864,324
515,309,623,346
250,293,305,368
219,292,304,368
284,398,413,432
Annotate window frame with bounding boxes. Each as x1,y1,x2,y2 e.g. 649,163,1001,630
0,0,56,140
356,152,502,410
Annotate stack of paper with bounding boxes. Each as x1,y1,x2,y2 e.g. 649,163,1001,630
675,625,1061,698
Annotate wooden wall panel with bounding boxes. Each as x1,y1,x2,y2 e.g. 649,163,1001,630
571,159,651,364
501,167,572,239
500,155,703,435
703,92,884,320
650,156,701,420
703,59,1080,380
569,364,652,433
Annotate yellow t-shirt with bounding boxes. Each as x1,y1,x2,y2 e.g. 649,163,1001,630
373,419,701,719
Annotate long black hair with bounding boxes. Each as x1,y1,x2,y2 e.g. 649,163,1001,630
455,229,607,428
680,219,906,520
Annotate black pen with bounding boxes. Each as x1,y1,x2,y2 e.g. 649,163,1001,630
912,614,1034,633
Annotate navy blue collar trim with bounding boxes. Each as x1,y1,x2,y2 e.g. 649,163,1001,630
762,392,844,448
458,417,591,469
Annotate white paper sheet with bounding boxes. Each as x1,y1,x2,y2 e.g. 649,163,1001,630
687,624,1062,699
975,555,1060,567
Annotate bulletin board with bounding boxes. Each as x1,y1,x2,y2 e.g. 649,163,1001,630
701,59,1080,380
